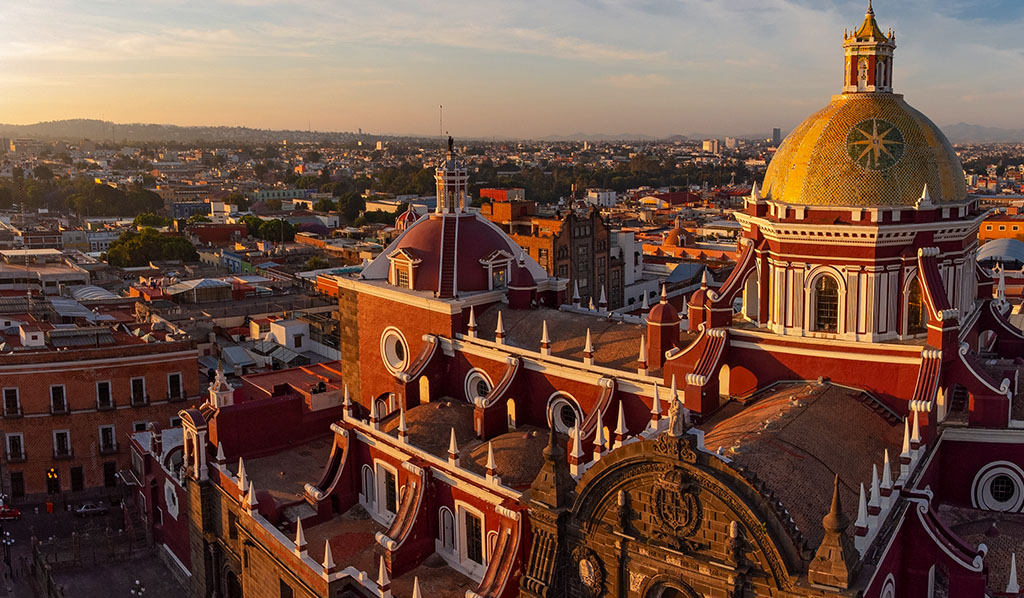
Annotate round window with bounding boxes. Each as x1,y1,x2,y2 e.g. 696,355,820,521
991,475,1016,504
547,395,581,434
380,328,409,374
464,369,493,403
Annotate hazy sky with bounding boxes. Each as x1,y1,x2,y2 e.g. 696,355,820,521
2,0,1023,138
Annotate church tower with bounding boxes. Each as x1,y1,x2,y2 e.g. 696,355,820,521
434,136,468,214
843,1,896,93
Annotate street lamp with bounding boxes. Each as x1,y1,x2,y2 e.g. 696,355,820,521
130,579,146,597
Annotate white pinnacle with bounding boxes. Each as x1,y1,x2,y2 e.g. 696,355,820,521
398,408,408,434
295,517,306,550
599,286,607,306
378,555,390,588
1008,553,1020,594
573,280,580,301
651,382,661,417
495,310,504,338
750,181,760,200
541,320,550,345
322,540,335,571
641,292,650,311
237,457,248,491
881,449,893,489
448,428,459,456
615,401,627,437
245,481,257,510
869,464,880,508
215,442,225,462
855,482,868,528
911,410,921,444
660,284,668,303
412,578,423,598
901,417,911,458
638,335,647,364
584,328,594,354
593,410,606,460
571,422,584,460
486,442,496,472
467,305,477,329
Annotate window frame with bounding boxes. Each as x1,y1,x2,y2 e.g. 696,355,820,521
50,384,68,414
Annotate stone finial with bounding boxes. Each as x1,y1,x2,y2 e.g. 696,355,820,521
215,442,226,465
369,397,380,429
467,305,477,338
868,464,881,513
343,384,354,420
613,401,627,449
322,540,336,575
701,267,712,288
855,483,868,529
588,297,596,311
485,441,499,482
294,517,307,557
237,458,248,492
572,280,581,306
750,181,760,201
910,409,921,449
540,320,551,355
598,286,608,311
569,422,585,477
1008,553,1020,594
244,481,257,512
593,410,606,462
378,555,391,598
583,329,595,365
412,577,423,598
808,475,857,589
641,291,650,311
637,335,648,375
495,310,505,344
649,382,662,427
660,284,668,303
448,428,460,467
398,408,408,443
900,417,912,478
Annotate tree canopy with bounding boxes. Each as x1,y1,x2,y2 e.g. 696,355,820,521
133,213,173,228
105,228,198,267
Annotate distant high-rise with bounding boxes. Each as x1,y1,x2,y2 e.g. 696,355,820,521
772,127,782,146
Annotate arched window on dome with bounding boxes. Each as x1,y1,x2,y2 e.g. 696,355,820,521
812,276,840,333
876,60,887,90
906,278,927,335
857,57,869,92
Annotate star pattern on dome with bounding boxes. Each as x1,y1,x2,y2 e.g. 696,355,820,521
847,118,904,171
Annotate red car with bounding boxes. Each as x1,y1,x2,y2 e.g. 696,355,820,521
0,506,20,520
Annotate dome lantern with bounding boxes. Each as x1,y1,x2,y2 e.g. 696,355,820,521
843,1,896,94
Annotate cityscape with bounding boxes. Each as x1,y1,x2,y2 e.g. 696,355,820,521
1,2,1024,598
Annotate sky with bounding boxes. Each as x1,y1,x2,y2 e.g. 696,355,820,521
1,0,1023,139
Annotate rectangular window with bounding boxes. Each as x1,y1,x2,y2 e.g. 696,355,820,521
3,388,19,416
279,580,293,598
54,430,71,457
465,512,484,565
71,466,84,492
1000,225,1006,231
396,269,410,288
100,425,116,450
169,416,182,428
228,512,239,539
10,472,24,498
558,265,568,277
133,421,148,432
97,381,112,409
491,267,507,289
167,373,182,399
103,462,117,488
50,385,67,413
293,334,303,348
6,434,24,461
384,469,398,514
131,377,146,404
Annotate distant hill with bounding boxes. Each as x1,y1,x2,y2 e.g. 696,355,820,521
0,118,362,145
941,123,1024,144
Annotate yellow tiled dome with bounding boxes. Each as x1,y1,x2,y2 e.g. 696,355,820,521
762,93,967,207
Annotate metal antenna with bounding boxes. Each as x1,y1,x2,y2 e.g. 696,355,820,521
439,105,444,150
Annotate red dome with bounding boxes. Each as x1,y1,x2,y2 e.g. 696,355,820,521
648,300,680,324
395,209,420,232
390,214,519,295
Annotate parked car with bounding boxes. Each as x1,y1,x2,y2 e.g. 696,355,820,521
73,502,109,517
0,505,21,520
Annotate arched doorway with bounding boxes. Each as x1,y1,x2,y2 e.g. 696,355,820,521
506,398,516,430
419,375,431,405
718,364,730,398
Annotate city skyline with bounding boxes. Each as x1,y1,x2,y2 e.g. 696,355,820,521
1,0,1023,139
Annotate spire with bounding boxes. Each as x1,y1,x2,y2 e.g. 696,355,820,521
540,320,551,355
809,475,857,588
613,400,627,449
881,449,893,488
245,480,257,512
588,297,595,311
448,428,460,467
495,310,504,344
377,555,392,598
598,286,608,311
485,441,498,482
900,417,911,458
701,267,712,288
215,442,225,464
569,422,585,477
342,384,353,420
649,382,662,427
572,280,581,306
530,419,573,509
911,409,921,448
294,517,307,557
844,0,895,93
369,396,380,428
637,335,648,375
641,291,650,311
868,464,880,509
750,181,761,202
322,539,336,574
237,458,248,492
855,483,868,529
660,283,668,304
398,407,408,442
1008,553,1020,594
412,577,423,598
593,409,606,461
583,328,595,365
467,305,477,338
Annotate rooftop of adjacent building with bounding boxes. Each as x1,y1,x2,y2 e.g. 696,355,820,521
937,504,1024,595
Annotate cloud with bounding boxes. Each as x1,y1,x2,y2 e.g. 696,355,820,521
602,73,671,89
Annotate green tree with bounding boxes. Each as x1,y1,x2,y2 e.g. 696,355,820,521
338,192,365,223
304,150,322,163
105,228,198,267
304,256,330,270
257,219,295,242
133,213,172,228
240,214,264,236
33,165,54,181
294,174,320,190
224,192,249,211
187,213,212,224
265,198,283,211
313,198,336,212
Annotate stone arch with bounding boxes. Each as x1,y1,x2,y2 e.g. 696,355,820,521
640,575,701,598
805,267,846,335
568,436,802,590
